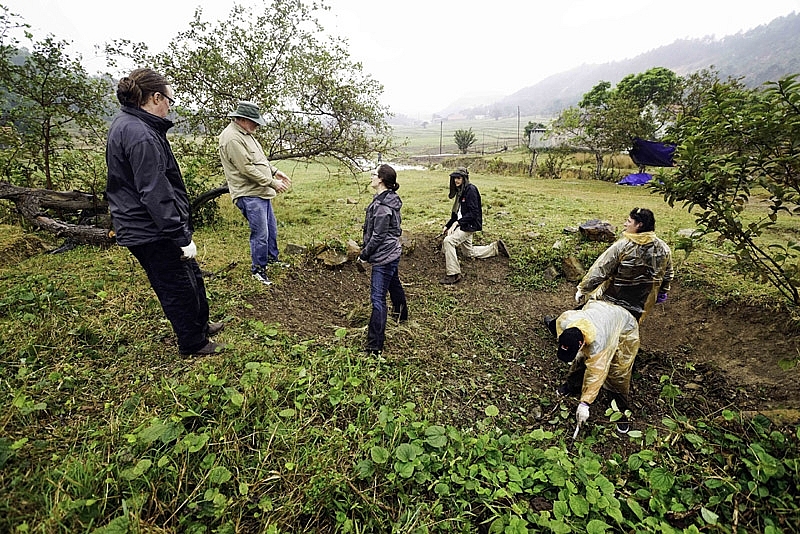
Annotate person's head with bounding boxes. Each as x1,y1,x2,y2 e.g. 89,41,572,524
557,327,584,363
116,68,174,118
625,207,655,233
228,101,267,133
371,164,399,192
448,167,469,199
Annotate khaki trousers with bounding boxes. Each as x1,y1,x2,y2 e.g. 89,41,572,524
442,227,498,275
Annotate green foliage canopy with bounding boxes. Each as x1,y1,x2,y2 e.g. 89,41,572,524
105,0,392,172
655,73,800,304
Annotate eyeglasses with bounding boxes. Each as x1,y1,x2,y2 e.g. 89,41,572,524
158,92,175,106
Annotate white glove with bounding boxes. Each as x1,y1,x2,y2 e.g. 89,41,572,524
180,240,197,260
576,402,590,425
575,289,583,303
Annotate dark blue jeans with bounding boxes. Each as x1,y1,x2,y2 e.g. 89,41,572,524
235,196,279,270
367,258,406,352
128,239,210,354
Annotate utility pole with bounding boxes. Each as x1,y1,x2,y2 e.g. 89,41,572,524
439,120,443,155
517,106,520,147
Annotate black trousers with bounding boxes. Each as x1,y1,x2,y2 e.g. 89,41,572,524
128,240,210,354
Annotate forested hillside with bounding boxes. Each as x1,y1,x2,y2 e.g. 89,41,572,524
474,11,800,117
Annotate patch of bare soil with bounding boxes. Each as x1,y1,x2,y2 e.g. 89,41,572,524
244,233,800,433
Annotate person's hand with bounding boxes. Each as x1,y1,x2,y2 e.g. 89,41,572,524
576,402,590,425
575,289,584,303
273,179,288,193
657,292,668,304
180,240,197,260
356,257,367,273
447,223,458,236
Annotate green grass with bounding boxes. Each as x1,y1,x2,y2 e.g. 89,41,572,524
1,155,798,532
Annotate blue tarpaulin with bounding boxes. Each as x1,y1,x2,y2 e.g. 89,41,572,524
629,138,675,167
617,172,653,186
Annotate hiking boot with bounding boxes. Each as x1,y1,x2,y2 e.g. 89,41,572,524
543,315,557,337
439,273,462,285
208,321,225,336
616,415,631,434
183,341,226,356
497,239,510,258
252,268,272,286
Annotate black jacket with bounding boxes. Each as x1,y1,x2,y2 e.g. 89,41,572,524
360,190,403,265
445,182,483,232
105,106,192,247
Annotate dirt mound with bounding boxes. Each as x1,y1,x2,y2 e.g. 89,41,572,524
244,233,800,429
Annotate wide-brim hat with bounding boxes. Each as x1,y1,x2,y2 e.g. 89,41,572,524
227,101,266,126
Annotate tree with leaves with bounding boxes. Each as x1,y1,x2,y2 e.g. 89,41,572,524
553,68,681,179
0,12,111,190
654,73,800,304
454,128,476,154
105,0,392,182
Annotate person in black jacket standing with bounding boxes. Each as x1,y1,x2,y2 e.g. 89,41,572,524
357,164,408,355
439,168,509,284
105,68,224,356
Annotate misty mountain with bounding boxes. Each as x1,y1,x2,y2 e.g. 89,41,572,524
457,11,800,119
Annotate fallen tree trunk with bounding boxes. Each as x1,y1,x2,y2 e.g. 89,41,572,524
0,181,115,246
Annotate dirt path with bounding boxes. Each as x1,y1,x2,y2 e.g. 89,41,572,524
244,234,800,428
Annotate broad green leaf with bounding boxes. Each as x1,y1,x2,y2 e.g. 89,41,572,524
279,408,296,418
552,500,569,520
649,467,675,493
370,446,389,464
569,494,589,517
586,519,610,534
395,443,418,462
394,460,415,478
700,507,719,525
485,405,500,417
424,425,447,448
208,465,232,484
626,497,644,521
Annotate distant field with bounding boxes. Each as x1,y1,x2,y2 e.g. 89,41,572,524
390,115,554,156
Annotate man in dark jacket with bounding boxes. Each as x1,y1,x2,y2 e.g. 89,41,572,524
440,168,509,284
105,68,224,356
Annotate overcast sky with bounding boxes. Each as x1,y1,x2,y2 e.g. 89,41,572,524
4,0,799,118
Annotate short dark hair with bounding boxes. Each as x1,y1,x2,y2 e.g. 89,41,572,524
377,164,399,191
629,207,655,232
116,68,170,107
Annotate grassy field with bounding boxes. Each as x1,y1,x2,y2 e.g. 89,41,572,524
1,155,797,532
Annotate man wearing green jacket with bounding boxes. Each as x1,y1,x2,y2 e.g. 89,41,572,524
219,101,292,286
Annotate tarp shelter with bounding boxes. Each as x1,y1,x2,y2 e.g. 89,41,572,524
629,138,675,168
617,172,653,186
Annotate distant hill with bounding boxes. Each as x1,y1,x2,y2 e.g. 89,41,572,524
456,11,800,119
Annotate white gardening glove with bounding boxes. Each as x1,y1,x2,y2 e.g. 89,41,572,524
180,240,197,260
576,402,590,425
575,289,584,303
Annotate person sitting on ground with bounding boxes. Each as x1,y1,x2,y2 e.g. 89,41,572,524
439,167,509,285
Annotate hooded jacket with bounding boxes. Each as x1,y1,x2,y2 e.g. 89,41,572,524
556,300,640,405
105,105,192,247
360,189,403,266
445,176,483,232
578,231,673,321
